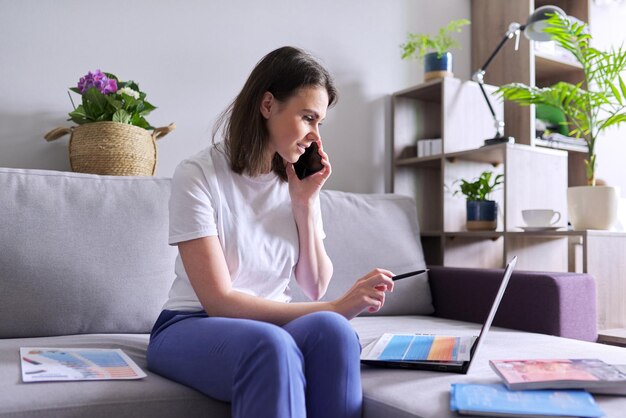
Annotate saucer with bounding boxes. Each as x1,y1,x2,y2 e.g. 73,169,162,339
517,226,562,232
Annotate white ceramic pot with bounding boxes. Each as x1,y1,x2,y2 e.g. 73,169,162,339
567,185,619,230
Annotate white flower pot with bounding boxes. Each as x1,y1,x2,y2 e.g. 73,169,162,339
567,185,619,230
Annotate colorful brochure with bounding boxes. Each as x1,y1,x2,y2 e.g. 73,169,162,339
20,347,146,382
360,333,475,362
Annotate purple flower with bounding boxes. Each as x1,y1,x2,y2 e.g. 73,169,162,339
77,70,118,95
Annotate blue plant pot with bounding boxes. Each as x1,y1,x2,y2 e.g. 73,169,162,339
466,200,497,231
424,51,453,81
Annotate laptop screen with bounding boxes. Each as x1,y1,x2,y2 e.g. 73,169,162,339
465,256,517,373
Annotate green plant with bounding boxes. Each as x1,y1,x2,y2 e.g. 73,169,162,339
67,70,157,130
453,171,504,201
496,13,626,186
401,19,470,60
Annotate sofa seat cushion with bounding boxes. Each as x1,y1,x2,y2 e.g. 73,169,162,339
351,316,626,418
0,168,177,338
2,319,624,418
290,190,434,316
0,334,230,418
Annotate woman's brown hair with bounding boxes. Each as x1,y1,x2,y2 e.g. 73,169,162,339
213,46,337,181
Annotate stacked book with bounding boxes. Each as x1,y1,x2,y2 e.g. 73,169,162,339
417,138,442,157
535,132,588,152
450,358,626,417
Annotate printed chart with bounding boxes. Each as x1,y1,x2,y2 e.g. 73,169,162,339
20,347,146,382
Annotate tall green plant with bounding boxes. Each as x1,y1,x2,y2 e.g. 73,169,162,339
497,13,626,186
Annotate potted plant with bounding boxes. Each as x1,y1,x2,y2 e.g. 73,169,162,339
497,13,626,230
44,70,175,176
453,171,504,231
401,18,470,81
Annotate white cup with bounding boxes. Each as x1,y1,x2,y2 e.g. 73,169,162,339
522,209,561,227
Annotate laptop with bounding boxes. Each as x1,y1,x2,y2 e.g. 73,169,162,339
360,256,517,374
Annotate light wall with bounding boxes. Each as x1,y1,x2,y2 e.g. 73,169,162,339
589,2,626,195
2,1,624,195
0,0,471,193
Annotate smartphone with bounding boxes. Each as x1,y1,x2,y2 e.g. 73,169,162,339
294,141,324,179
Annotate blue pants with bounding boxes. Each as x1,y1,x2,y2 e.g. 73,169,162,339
147,310,362,418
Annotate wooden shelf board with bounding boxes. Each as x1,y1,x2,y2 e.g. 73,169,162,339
534,138,588,154
443,231,505,239
444,143,506,165
598,328,626,347
393,78,443,101
535,52,583,81
395,154,441,168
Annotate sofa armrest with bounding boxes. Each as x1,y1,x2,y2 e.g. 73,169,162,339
427,266,597,342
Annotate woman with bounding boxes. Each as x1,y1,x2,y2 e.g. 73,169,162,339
147,46,395,418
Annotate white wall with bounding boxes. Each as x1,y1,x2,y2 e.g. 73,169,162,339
589,1,626,195
0,0,471,193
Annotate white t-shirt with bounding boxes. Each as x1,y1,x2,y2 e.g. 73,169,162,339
163,143,324,312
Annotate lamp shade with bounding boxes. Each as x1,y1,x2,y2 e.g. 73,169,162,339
524,5,567,42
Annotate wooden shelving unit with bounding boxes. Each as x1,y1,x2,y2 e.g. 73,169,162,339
469,1,626,334
471,0,590,187
389,77,568,269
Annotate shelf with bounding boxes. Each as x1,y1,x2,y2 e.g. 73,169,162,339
444,231,504,239
393,78,443,101
534,137,588,153
420,229,626,242
505,230,570,238
444,143,506,166
535,52,584,82
396,154,441,168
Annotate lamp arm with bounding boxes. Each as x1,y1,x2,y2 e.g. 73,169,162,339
477,81,498,122
473,22,524,77
471,22,524,140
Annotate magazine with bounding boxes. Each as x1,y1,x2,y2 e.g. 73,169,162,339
450,383,604,417
20,347,147,382
489,359,626,395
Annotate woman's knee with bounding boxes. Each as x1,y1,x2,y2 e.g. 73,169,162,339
238,323,303,370
299,311,360,348
317,311,356,334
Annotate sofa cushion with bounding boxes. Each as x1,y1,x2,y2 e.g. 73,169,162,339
290,190,433,315
2,319,625,418
0,168,177,338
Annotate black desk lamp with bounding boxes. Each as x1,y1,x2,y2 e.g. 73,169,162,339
472,5,567,146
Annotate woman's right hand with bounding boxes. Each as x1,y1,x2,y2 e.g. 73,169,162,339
331,269,395,320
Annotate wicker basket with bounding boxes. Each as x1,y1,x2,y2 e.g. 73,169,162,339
44,121,175,176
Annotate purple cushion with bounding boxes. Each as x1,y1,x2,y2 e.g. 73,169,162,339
427,266,597,342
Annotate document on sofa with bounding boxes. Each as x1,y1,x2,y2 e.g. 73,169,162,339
20,347,147,382
450,383,604,417
490,359,626,395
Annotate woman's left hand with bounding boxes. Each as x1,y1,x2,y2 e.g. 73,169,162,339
286,139,331,208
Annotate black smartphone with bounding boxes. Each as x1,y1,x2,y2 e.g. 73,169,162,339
294,141,324,179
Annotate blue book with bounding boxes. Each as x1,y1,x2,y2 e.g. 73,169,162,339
450,383,604,417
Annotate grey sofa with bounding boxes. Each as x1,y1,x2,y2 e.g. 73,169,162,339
1,167,624,418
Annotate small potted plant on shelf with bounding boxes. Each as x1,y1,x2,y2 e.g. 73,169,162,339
496,13,626,230
44,70,175,176
400,18,470,81
453,170,504,231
